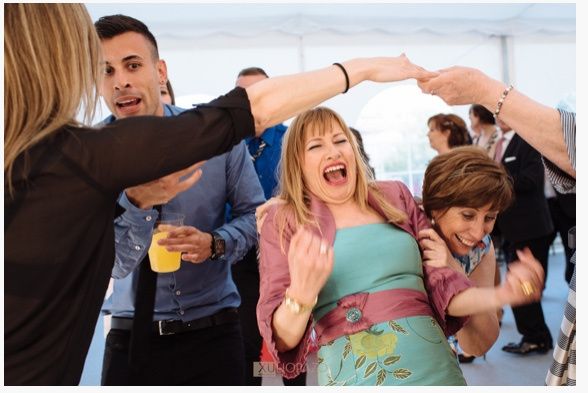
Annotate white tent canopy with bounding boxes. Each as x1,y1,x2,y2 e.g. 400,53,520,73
87,3,575,114
87,3,575,37
87,2,576,193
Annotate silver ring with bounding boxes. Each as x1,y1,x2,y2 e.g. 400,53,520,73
430,90,436,96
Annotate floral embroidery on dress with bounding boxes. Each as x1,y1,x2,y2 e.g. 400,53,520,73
350,328,398,358
321,324,413,385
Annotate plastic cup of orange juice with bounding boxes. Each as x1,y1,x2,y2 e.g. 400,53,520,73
148,212,184,273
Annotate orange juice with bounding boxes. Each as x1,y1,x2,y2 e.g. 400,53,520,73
148,231,181,273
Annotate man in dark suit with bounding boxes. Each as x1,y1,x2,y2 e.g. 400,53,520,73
545,180,576,283
493,118,554,355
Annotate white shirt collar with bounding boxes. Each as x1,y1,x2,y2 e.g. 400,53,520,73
501,130,515,141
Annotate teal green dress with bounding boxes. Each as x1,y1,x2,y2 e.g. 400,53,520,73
314,224,466,386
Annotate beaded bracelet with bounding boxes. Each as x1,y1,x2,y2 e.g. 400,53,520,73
494,84,514,119
333,62,350,94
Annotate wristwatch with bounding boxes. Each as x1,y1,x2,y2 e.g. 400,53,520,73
283,288,317,315
209,231,225,260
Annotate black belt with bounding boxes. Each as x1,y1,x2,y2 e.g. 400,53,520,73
111,308,239,336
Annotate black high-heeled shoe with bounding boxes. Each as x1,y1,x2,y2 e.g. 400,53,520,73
458,353,476,363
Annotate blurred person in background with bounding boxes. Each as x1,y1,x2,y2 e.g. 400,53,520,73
160,79,175,105
426,113,471,155
469,104,499,158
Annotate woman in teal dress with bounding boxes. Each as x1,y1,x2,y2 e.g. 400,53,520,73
312,223,465,385
256,107,545,385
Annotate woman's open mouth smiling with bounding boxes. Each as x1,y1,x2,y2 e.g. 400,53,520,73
323,163,347,185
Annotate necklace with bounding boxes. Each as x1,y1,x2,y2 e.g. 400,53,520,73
483,130,499,153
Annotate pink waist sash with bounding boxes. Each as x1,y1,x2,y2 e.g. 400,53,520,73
314,288,434,346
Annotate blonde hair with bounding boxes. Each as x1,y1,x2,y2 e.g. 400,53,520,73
4,3,101,190
275,107,406,240
422,146,513,218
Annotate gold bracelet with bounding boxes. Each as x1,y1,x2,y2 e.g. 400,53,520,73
493,84,514,119
283,288,317,315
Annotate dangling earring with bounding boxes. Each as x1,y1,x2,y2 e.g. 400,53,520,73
431,217,436,226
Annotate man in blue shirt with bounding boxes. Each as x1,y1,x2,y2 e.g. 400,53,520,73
95,15,265,385
232,67,306,386
237,68,288,200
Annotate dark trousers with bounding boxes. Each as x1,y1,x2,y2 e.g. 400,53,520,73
101,320,245,385
504,234,553,345
546,196,576,283
232,248,307,386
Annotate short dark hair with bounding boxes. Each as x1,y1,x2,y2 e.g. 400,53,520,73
237,67,269,78
422,146,513,218
469,104,495,125
94,14,159,59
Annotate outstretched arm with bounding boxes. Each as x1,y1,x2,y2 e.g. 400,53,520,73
447,248,544,317
248,55,436,133
418,66,574,177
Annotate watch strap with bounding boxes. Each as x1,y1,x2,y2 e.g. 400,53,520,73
209,231,225,260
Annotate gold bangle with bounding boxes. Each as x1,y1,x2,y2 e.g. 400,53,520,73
283,288,317,315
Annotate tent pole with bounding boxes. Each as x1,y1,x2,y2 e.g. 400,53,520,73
500,35,515,85
298,35,305,72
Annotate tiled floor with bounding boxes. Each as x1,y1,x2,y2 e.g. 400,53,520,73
80,248,571,386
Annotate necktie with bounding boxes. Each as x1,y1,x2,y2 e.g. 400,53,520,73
248,138,267,163
494,136,506,163
128,205,161,370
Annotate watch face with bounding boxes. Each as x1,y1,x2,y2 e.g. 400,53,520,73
215,238,225,255
213,233,225,258
285,297,301,314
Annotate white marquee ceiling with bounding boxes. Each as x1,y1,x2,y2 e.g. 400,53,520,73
86,3,576,39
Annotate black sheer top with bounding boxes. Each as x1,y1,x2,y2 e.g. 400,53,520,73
4,88,254,385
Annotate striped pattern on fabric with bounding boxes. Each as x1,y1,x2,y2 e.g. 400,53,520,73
544,109,576,386
546,264,576,385
542,109,576,194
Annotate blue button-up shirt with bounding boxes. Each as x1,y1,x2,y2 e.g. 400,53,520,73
102,104,265,321
246,123,287,199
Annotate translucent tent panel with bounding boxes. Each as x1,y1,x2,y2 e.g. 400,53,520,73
87,3,575,123
86,3,575,194
86,3,575,37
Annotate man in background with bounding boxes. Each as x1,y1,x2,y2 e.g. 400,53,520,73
493,118,554,356
96,15,264,385
231,67,307,386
